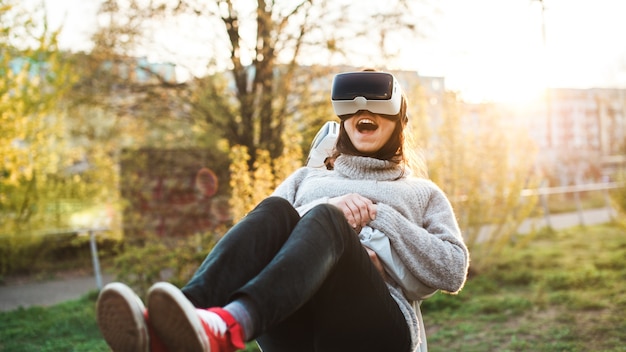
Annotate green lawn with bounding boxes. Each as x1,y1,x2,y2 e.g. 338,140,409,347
422,223,626,352
0,291,107,351
1,223,625,352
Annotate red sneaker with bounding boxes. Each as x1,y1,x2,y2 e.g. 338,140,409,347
96,282,167,352
144,310,170,352
147,282,245,352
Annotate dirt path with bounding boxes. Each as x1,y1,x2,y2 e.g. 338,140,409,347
0,271,115,312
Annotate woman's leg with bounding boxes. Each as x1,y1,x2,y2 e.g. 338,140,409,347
254,299,316,352
240,204,412,352
182,196,300,308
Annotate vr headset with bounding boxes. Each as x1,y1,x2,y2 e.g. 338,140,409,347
331,71,403,120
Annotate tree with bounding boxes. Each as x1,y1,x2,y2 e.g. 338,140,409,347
1,0,73,232
425,94,541,271
0,0,99,274
88,0,430,168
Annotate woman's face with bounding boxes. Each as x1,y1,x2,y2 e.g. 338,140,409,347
343,111,397,155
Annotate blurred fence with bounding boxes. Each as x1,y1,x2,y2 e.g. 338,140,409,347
520,181,622,230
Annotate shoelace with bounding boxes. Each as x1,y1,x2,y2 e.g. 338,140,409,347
196,309,228,337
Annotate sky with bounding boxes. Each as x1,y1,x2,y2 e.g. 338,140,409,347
399,0,626,103
43,0,626,104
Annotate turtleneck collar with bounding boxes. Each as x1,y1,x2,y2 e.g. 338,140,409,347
333,155,405,181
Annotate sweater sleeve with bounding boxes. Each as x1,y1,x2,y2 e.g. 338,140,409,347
370,186,469,294
271,167,307,202
271,167,329,216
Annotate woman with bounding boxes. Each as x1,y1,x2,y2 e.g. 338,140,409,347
96,70,470,352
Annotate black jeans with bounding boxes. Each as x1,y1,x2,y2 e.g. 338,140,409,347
182,197,411,352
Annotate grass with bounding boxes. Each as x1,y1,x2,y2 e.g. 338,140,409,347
422,223,626,352
0,291,107,352
1,223,625,351
0,292,260,352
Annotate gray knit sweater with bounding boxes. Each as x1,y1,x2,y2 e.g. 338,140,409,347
271,154,470,352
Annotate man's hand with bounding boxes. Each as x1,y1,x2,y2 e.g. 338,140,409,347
328,193,377,232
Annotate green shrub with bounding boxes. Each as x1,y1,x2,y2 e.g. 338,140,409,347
0,231,119,277
114,231,220,297
0,233,46,276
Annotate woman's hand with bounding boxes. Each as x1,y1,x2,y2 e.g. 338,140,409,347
364,247,387,279
328,193,377,232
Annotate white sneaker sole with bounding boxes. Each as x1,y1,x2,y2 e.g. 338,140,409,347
147,282,210,352
96,282,149,352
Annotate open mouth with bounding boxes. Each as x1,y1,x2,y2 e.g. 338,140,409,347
356,118,378,132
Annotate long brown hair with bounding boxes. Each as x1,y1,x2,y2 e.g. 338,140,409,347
326,69,428,178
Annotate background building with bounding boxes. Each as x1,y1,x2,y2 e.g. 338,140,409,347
509,88,626,184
